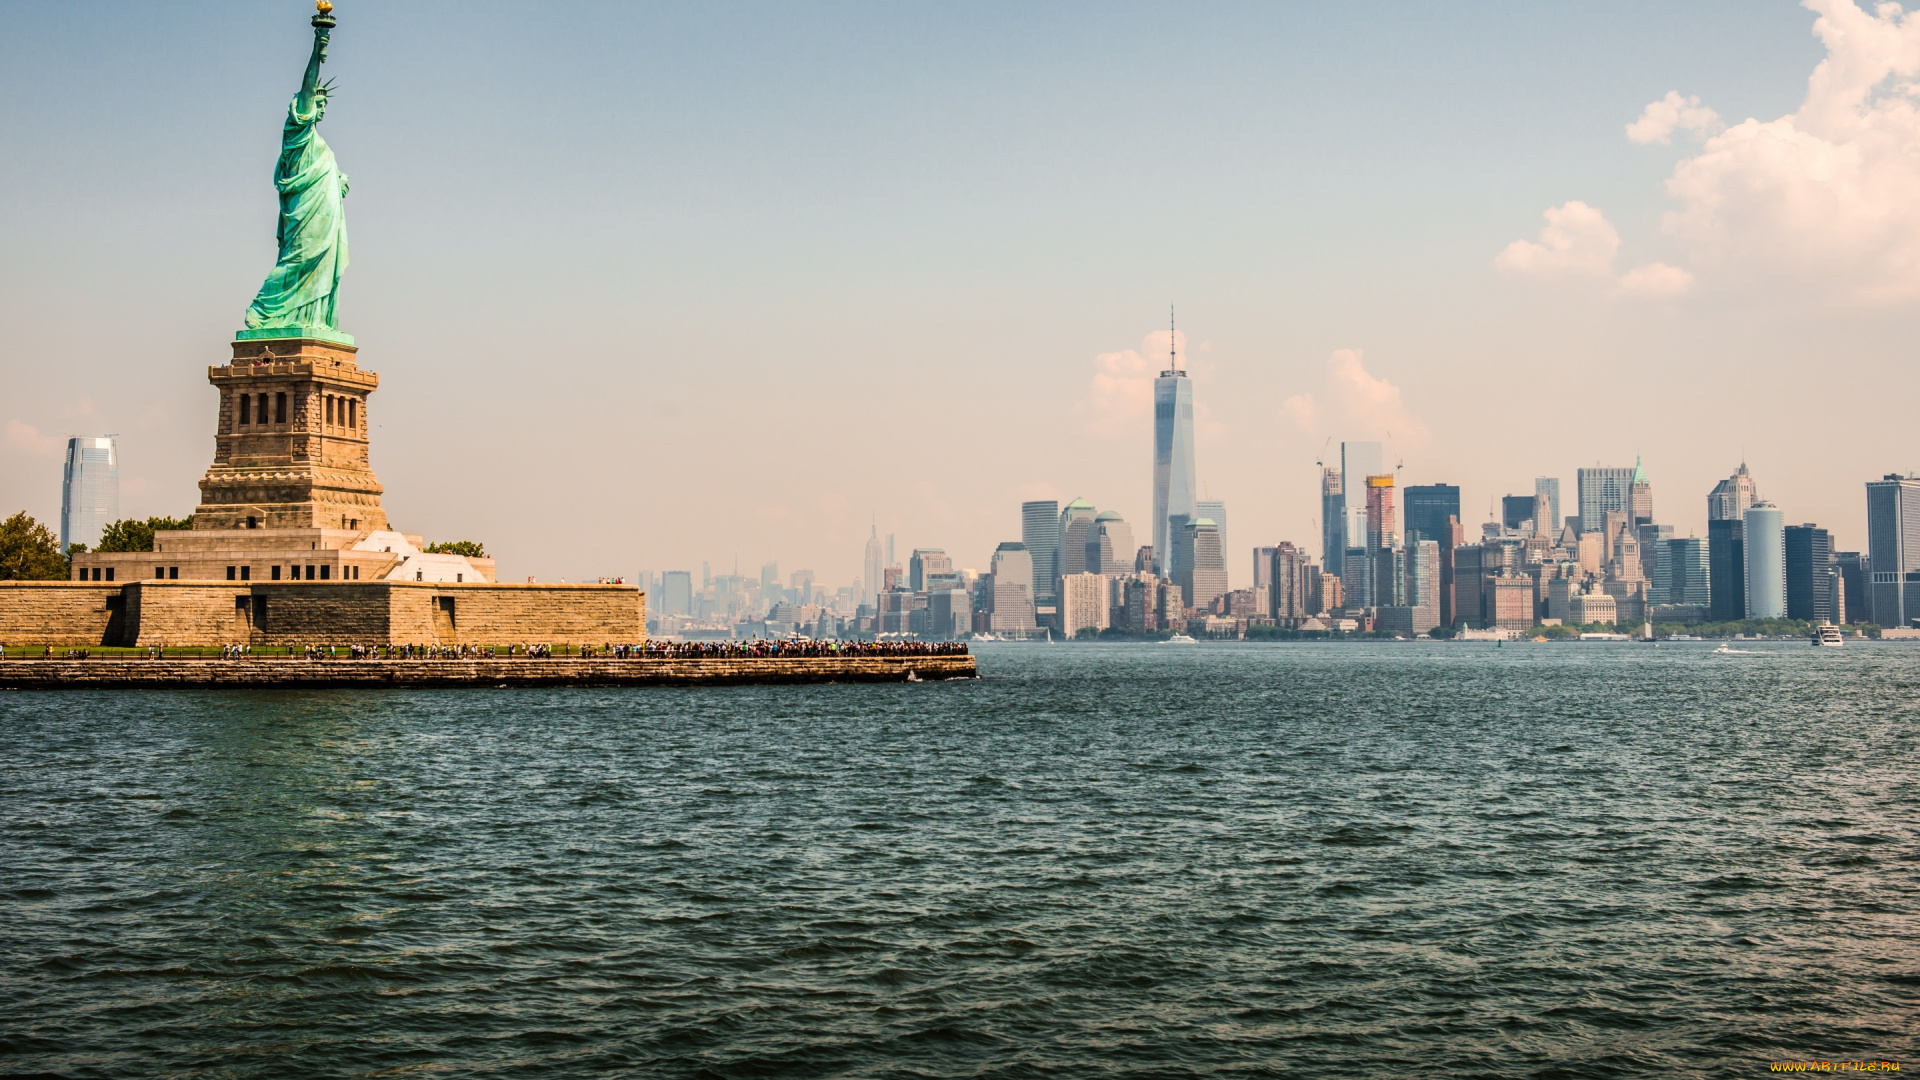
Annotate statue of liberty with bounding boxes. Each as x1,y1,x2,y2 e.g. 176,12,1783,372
244,3,348,335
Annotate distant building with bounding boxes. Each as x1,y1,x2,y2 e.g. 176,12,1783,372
877,588,922,635
909,548,951,592
1501,495,1536,532
1342,442,1382,565
1374,545,1406,611
1743,502,1786,619
1655,537,1710,607
1321,467,1345,578
1866,474,1920,628
1708,518,1746,622
1405,539,1441,634
1363,475,1396,552
862,526,885,608
1490,575,1536,631
1179,518,1228,613
60,436,119,552
1637,522,1673,597
1570,586,1617,626
1708,462,1759,522
988,542,1036,635
1269,542,1311,622
1576,466,1634,533
1438,516,1464,627
1534,477,1562,532
1452,544,1487,627
1087,511,1135,576
1196,499,1227,584
1577,532,1603,575
1628,456,1653,525
1403,484,1460,549
1057,499,1098,583
1341,547,1373,610
660,570,693,616
1152,362,1197,576
925,589,972,640
1168,513,1193,600
1120,576,1159,633
1547,575,1579,623
1021,500,1061,606
1252,546,1277,591
1784,524,1837,624
1060,572,1109,638
1833,551,1870,626
1312,572,1342,616
1607,520,1643,585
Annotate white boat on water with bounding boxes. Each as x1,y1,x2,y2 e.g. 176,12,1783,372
1813,623,1844,647
1162,633,1197,644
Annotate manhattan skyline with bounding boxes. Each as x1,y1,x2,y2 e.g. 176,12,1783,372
3,1,1917,585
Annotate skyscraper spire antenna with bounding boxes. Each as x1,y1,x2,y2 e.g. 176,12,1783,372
1170,305,1178,372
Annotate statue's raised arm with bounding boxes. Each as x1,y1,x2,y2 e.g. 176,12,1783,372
296,21,330,122
243,2,351,338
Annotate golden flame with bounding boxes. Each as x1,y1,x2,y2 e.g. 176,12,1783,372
316,1,333,12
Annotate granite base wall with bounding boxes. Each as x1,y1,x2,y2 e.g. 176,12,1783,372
0,583,125,646
0,580,643,647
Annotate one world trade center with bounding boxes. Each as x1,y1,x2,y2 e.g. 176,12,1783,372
1151,319,1196,576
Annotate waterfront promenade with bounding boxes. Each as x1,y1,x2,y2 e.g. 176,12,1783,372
0,652,975,689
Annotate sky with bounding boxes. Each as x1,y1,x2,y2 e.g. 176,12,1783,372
3,0,1917,587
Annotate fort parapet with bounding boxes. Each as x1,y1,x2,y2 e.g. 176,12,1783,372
0,579,641,648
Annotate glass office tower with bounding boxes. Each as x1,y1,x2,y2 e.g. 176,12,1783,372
1340,442,1382,558
60,436,118,553
1021,500,1061,606
1866,474,1920,628
1321,467,1344,577
1152,367,1196,575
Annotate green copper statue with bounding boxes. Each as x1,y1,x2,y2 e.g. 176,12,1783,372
244,3,348,335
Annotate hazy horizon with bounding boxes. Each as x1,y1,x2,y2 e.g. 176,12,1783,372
4,1,1916,587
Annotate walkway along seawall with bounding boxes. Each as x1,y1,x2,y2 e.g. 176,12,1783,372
0,655,976,689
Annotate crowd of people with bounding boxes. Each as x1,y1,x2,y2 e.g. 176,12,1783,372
3,639,968,661
641,640,970,659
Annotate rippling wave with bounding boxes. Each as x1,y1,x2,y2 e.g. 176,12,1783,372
2,641,1916,1076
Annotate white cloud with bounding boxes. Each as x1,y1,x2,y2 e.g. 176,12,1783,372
6,420,62,457
1614,261,1696,298
1280,348,1429,451
1494,201,1621,275
1626,91,1724,145
1075,329,1187,436
1653,0,1920,301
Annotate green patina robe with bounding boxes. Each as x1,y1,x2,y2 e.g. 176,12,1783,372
244,96,348,330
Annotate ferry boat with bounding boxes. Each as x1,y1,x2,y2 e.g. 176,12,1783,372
1162,633,1197,644
1812,623,1844,647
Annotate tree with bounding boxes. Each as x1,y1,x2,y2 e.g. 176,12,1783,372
0,513,71,580
95,515,195,553
424,540,486,557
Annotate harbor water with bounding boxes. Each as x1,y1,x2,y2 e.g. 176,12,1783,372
2,641,1915,1077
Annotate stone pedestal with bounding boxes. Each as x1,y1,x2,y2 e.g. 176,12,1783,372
195,335,389,532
